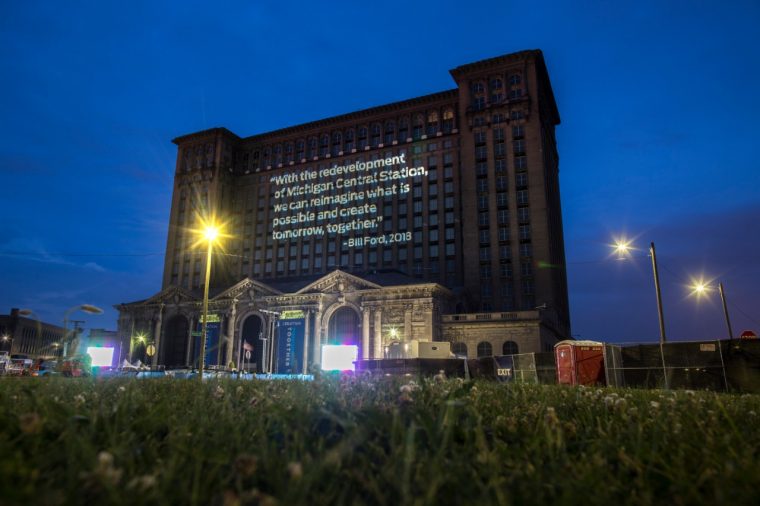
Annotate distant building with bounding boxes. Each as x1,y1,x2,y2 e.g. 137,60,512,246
117,49,571,370
0,308,66,358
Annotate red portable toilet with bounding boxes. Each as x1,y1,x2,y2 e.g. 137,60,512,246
554,340,606,386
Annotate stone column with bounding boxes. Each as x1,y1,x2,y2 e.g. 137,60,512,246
224,303,236,367
185,316,195,367
313,309,323,366
424,302,434,341
404,305,412,343
152,306,163,367
373,308,383,358
303,310,311,373
362,306,370,360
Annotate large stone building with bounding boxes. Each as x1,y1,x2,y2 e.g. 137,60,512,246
116,49,570,371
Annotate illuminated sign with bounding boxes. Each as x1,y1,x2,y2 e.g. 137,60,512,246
268,153,427,249
276,317,305,374
280,310,305,320
87,346,115,367
321,345,358,371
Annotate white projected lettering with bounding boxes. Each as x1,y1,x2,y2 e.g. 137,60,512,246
268,153,427,248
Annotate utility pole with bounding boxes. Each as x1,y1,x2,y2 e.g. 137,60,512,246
70,320,85,355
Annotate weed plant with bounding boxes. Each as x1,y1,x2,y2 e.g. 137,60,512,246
1,376,759,505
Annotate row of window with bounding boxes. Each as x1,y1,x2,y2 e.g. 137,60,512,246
451,340,520,358
246,110,457,169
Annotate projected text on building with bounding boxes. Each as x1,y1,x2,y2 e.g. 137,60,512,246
268,153,426,248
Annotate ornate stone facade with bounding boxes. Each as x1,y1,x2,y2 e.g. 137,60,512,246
115,270,453,370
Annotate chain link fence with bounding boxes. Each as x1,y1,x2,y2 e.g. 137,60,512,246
603,339,760,392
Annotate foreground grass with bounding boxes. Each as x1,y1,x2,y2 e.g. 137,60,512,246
1,376,759,505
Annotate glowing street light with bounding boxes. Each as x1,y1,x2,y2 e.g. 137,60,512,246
191,216,228,380
612,238,633,259
689,279,734,340
612,237,666,343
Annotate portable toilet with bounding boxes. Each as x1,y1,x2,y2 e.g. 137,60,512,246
554,340,606,386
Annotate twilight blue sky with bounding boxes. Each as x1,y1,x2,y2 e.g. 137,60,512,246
1,0,758,342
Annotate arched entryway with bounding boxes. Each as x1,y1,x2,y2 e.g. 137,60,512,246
163,315,189,367
328,306,361,346
240,315,265,373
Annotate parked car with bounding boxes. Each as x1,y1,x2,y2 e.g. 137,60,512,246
31,358,59,377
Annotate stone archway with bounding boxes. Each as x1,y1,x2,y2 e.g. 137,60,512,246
327,306,361,346
163,315,189,368
240,314,265,373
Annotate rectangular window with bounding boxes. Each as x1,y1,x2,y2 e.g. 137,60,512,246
500,263,513,278
516,173,528,187
499,227,509,242
478,195,488,210
475,146,488,160
477,179,488,192
497,192,508,207
514,156,527,170
517,190,529,205
429,229,438,242
479,229,490,244
478,212,489,226
445,227,455,240
518,207,530,222
519,225,531,240
500,245,512,260
445,243,455,256
520,243,533,257
479,247,490,261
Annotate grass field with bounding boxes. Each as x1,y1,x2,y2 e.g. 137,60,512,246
1,376,759,505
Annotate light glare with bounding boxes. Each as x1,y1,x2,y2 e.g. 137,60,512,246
87,346,115,367
321,345,358,371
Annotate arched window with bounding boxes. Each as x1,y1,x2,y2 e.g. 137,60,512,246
477,341,493,358
442,109,454,133
413,114,424,139
328,307,361,346
398,118,409,141
427,111,439,135
344,129,355,152
502,341,519,355
451,342,468,357
332,132,342,156
384,120,395,144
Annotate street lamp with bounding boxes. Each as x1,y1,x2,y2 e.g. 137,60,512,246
62,304,104,357
196,223,221,380
611,238,666,343
689,279,734,340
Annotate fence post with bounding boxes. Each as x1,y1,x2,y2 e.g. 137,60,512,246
717,339,729,392
659,341,670,390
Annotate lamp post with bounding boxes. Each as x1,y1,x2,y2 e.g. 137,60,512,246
613,239,666,343
690,280,734,340
198,225,219,380
62,304,104,357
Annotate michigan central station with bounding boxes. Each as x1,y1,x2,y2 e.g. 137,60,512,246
116,49,571,373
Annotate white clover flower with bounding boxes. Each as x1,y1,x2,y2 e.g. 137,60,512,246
650,401,660,409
